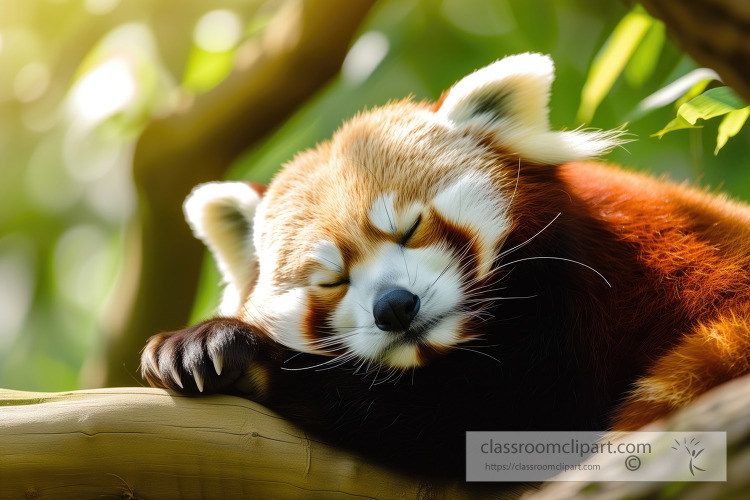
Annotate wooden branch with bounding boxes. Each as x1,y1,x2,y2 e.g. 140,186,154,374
4,376,749,498
640,0,750,102
104,0,378,387
0,388,522,500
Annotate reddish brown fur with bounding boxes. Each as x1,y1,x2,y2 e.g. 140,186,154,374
506,161,750,429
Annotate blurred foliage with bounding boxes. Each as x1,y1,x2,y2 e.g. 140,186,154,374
655,87,749,155
1,0,750,391
0,0,278,390
581,4,749,155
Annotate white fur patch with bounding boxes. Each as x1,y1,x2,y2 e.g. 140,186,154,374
380,316,463,368
383,344,419,369
330,242,464,367
368,194,424,236
308,240,347,287
308,240,344,270
368,193,398,234
435,52,625,164
248,287,315,353
184,181,261,315
423,315,462,347
433,173,510,277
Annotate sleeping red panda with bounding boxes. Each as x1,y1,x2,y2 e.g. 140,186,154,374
141,53,750,476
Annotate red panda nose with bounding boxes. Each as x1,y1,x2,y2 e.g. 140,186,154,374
373,288,421,332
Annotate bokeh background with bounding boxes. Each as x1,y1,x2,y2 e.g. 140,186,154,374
1,0,748,392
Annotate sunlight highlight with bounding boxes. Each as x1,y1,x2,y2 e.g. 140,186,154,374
194,10,242,53
14,62,50,103
342,31,389,85
69,57,137,123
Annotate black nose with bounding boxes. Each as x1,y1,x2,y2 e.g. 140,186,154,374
373,288,421,331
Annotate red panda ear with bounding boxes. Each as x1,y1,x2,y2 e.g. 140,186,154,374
433,53,626,164
183,181,264,315
435,52,554,131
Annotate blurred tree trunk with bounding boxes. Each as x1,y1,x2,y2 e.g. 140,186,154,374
103,0,378,387
639,0,750,102
0,387,520,500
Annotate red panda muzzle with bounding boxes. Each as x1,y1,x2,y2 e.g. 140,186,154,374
373,287,421,332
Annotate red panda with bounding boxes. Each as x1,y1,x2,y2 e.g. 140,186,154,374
141,53,750,476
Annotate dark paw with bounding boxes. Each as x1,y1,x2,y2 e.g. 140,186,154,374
141,317,265,395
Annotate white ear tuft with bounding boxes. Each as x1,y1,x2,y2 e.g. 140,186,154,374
435,53,625,164
184,181,262,315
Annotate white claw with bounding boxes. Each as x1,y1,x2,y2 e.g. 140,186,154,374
209,350,223,376
192,368,204,393
169,366,184,389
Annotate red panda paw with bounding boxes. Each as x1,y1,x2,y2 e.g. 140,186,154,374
140,317,272,397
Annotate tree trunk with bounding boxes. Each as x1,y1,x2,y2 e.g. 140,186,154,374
103,0,378,387
0,387,524,500
639,0,750,102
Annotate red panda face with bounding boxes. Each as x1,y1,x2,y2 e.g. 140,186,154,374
242,104,517,369
183,53,624,371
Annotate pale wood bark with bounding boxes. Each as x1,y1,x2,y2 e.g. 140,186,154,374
4,376,749,499
0,387,524,500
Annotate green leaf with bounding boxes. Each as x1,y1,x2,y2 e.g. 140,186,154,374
624,21,665,87
182,46,235,93
675,78,712,109
715,106,750,154
625,68,719,123
677,86,745,125
577,5,654,123
652,115,700,138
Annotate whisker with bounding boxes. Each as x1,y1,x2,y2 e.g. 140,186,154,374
463,295,536,304
453,346,503,365
430,234,481,289
284,352,304,363
496,212,561,261
497,256,612,287
502,157,522,220
314,353,361,371
401,247,411,284
281,353,354,371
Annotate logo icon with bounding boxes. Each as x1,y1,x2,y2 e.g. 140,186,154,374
671,437,706,476
624,455,641,471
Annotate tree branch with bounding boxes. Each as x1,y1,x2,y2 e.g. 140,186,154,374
0,388,521,499
4,375,749,498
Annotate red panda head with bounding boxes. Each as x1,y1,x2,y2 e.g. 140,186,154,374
184,53,624,370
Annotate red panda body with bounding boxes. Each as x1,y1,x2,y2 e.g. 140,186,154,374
553,162,750,429
141,54,750,476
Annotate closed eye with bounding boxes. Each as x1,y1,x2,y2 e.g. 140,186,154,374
400,215,422,246
319,279,350,288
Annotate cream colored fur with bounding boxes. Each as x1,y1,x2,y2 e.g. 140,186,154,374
184,181,261,316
